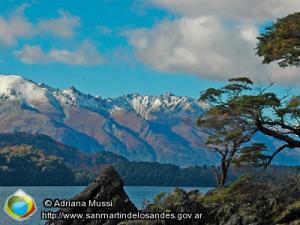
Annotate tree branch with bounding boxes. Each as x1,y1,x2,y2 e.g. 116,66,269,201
264,144,293,169
263,120,300,136
256,118,300,148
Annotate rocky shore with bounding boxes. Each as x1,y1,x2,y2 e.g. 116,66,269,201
47,167,300,225
46,166,137,225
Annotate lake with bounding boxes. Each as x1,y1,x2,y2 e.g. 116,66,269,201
0,186,212,225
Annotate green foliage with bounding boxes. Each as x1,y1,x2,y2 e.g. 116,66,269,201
154,192,167,205
256,12,300,67
0,132,128,185
115,161,217,187
198,78,265,186
147,187,204,215
199,88,225,103
0,132,128,168
201,176,250,204
228,77,253,85
198,77,300,174
233,143,269,167
0,145,76,185
116,161,300,187
227,175,250,190
137,175,300,225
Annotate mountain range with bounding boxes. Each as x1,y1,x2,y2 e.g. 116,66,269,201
0,75,298,166
0,75,217,166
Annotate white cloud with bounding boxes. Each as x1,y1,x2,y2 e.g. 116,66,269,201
0,13,32,46
14,45,47,64
0,7,80,46
124,1,300,84
49,41,103,65
152,0,300,23
37,10,80,38
127,16,300,84
2,6,100,66
15,41,103,66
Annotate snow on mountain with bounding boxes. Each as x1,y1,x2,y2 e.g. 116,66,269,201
107,93,204,120
55,86,108,115
0,75,295,166
0,75,203,119
0,75,213,165
0,75,49,104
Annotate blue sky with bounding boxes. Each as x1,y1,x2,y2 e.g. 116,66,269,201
0,0,299,98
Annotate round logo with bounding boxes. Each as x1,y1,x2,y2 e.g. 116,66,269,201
4,189,37,221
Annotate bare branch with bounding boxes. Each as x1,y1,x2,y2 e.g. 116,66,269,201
259,82,274,95
280,87,292,101
264,144,293,169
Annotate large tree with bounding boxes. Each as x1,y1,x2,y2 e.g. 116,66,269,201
256,12,300,159
199,77,300,169
197,78,268,187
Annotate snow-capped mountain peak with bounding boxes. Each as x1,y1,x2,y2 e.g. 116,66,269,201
0,75,49,104
108,93,203,120
0,75,203,120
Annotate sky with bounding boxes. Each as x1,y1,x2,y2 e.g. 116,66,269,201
1,0,300,98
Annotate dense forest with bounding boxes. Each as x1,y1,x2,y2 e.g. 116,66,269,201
115,161,300,187
0,145,76,185
0,132,128,185
0,132,299,186
114,162,217,187
0,132,128,168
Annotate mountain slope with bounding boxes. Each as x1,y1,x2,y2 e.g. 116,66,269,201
0,145,76,186
0,75,216,165
0,132,128,169
0,132,128,185
1,75,296,166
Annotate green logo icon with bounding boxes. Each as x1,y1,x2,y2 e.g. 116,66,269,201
4,189,37,221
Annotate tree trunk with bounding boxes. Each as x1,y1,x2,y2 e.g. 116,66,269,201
219,160,228,187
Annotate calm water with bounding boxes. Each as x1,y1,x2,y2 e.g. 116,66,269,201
0,186,212,225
